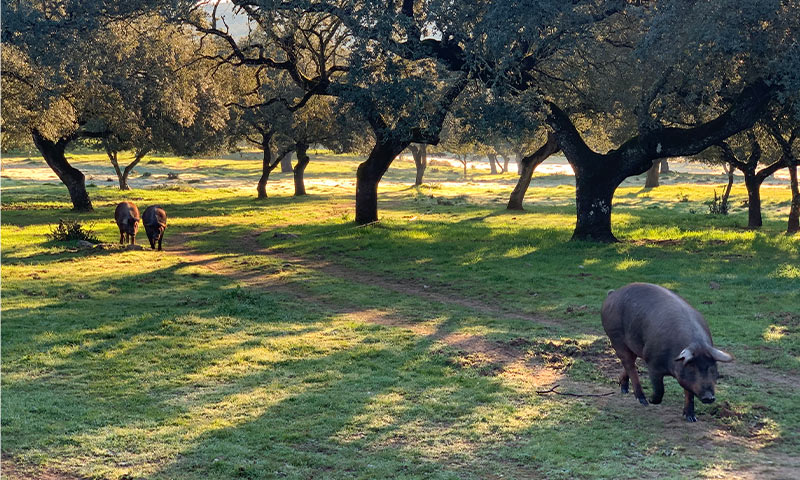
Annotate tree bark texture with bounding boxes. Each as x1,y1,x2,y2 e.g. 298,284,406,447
660,159,670,173
32,130,93,211
293,142,310,196
507,131,560,210
409,144,427,186
355,139,408,224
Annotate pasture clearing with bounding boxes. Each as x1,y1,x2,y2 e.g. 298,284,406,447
2,153,798,479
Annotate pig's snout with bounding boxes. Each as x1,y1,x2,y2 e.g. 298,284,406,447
700,392,715,404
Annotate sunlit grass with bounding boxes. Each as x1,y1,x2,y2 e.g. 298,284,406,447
2,152,799,479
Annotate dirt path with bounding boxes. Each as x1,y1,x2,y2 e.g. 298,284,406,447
164,230,800,479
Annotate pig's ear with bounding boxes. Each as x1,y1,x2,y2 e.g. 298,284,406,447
675,347,693,364
710,347,733,363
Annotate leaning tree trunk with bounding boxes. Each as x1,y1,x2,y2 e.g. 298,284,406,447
488,153,498,174
355,139,408,224
516,152,524,175
660,159,670,173
293,142,310,196
743,173,764,228
644,161,660,188
409,144,427,186
280,150,293,173
257,141,275,199
788,160,799,234
507,132,560,210
32,130,93,211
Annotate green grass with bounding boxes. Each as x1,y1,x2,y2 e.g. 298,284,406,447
2,153,798,479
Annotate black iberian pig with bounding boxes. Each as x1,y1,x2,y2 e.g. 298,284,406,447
601,283,733,422
114,201,140,245
142,206,167,251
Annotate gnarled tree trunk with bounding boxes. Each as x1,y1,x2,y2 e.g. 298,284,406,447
32,130,93,211
507,131,560,210
293,142,310,196
409,144,427,186
546,79,772,242
355,139,408,224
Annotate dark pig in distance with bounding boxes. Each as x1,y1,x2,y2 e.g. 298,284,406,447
114,201,140,245
142,206,167,251
601,283,733,422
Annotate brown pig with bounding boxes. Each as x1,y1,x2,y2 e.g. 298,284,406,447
601,283,733,422
114,201,140,245
142,206,167,251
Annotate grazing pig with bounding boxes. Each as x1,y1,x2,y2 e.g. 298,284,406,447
114,201,140,245
601,283,733,422
142,206,167,251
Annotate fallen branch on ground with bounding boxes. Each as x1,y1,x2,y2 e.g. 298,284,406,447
536,384,615,397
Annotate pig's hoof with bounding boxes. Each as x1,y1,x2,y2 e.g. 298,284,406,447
684,414,697,422
620,385,629,394
649,396,662,404
637,396,649,406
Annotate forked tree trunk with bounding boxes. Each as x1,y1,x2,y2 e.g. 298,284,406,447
459,155,468,178
507,132,560,210
409,144,427,186
788,160,799,234
280,150,293,173
644,161,660,188
488,153,498,174
660,159,670,173
32,130,93,211
105,143,148,190
721,164,734,213
546,79,772,242
293,142,310,196
355,139,408,224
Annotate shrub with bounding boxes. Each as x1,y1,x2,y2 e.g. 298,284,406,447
47,219,99,243
707,190,729,215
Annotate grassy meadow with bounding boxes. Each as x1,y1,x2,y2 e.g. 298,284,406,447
2,151,799,479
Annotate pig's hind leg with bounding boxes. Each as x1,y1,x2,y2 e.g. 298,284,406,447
613,345,648,405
